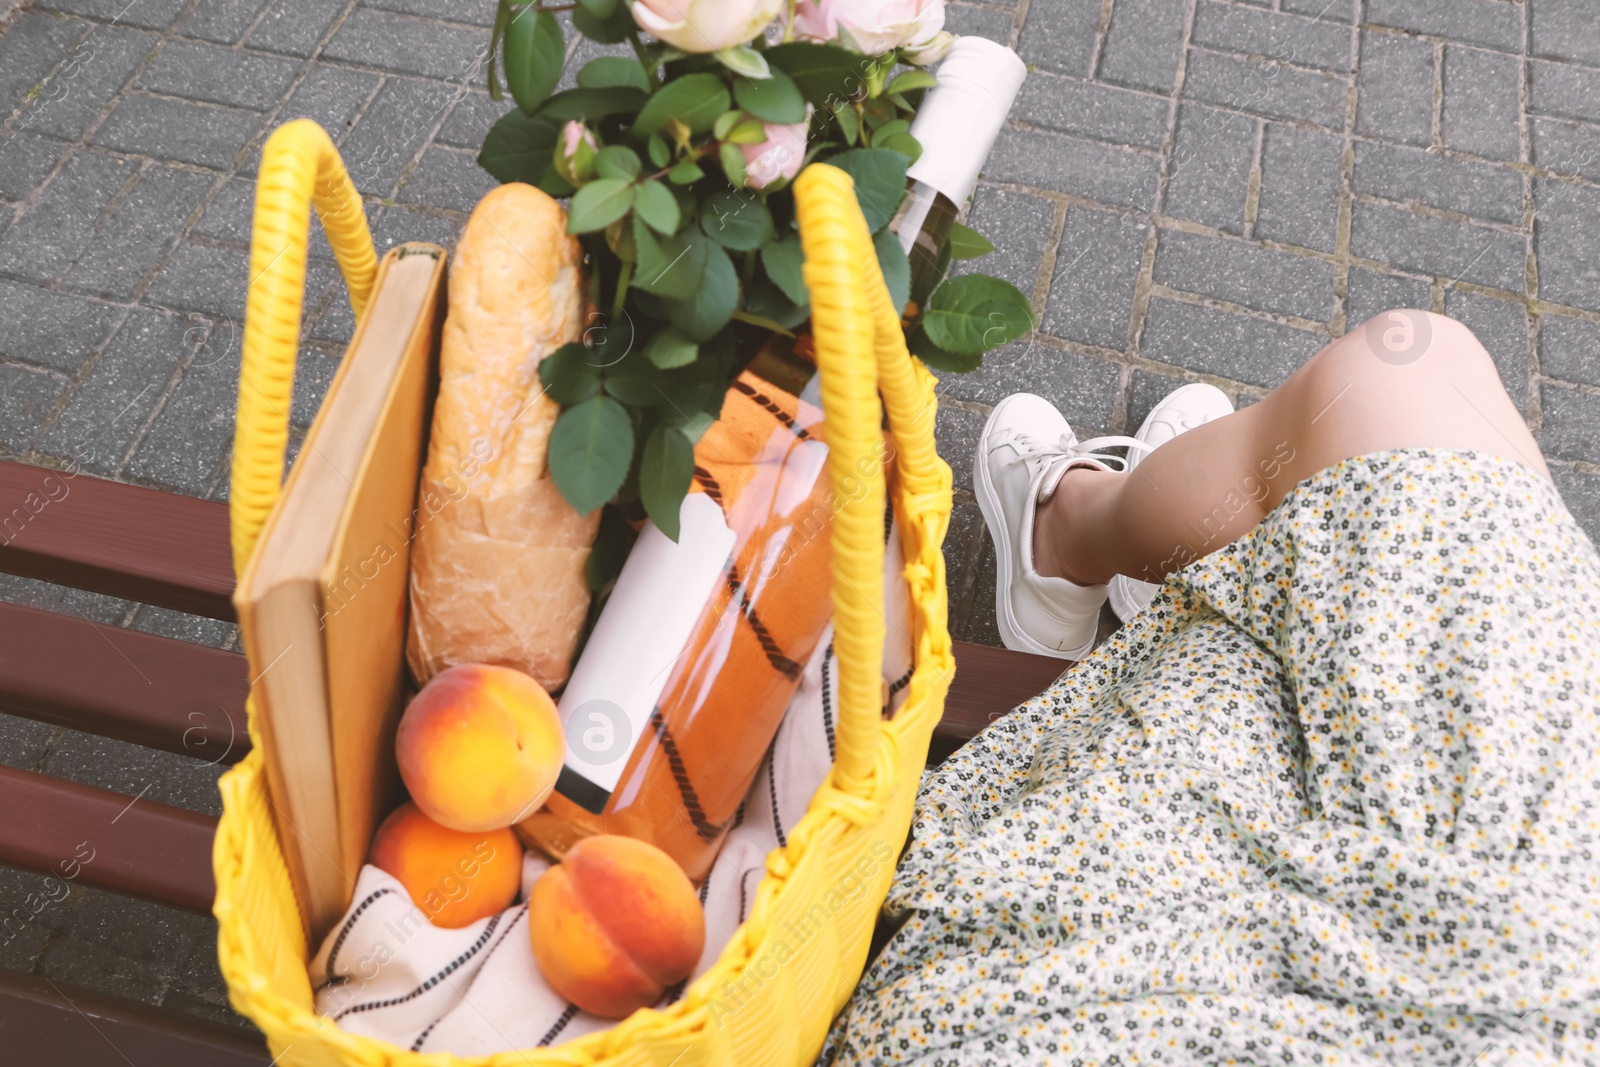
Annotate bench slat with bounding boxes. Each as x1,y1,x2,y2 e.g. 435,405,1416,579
0,601,250,765
0,765,217,914
0,971,269,1066
0,461,235,621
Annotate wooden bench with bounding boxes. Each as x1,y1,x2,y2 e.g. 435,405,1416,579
0,457,1066,1065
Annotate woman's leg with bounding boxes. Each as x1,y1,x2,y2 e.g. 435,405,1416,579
1034,309,1550,587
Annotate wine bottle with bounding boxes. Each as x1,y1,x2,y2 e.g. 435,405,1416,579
517,39,1027,880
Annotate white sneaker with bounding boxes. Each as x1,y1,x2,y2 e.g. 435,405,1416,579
973,394,1151,660
1107,382,1235,622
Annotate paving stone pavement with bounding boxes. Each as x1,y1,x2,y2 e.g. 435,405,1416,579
1,0,1599,1039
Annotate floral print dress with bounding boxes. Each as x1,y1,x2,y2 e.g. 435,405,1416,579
823,450,1600,1065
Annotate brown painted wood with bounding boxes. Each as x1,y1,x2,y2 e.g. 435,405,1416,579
0,765,217,914
928,640,1068,762
0,601,250,765
0,971,269,1066
0,461,235,621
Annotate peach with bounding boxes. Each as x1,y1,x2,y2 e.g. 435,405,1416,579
368,802,523,929
396,664,563,832
529,835,705,1018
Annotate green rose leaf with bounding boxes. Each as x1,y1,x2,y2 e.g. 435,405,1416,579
633,213,706,299
873,226,910,315
947,221,996,260
585,504,634,593
535,86,648,122
920,274,1036,357
568,178,636,233
827,147,908,233
908,326,983,373
664,234,739,340
833,103,860,145
719,142,748,186
765,42,865,107
633,179,681,234
668,160,705,184
726,117,769,144
646,132,671,167
577,55,648,92
538,341,602,404
643,325,698,369
548,394,634,516
477,109,559,184
733,67,806,124
887,69,937,95
595,144,642,181
601,351,662,406
572,0,637,42
714,44,771,80
876,131,922,165
760,232,808,307
503,9,563,114
634,73,731,137
639,423,696,540
701,189,772,251
744,278,808,330
576,0,619,17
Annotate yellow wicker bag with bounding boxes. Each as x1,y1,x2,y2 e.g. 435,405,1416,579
213,119,954,1067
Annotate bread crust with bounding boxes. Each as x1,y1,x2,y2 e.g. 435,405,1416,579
407,182,596,690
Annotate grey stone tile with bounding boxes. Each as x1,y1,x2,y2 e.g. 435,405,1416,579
1551,464,1600,548
123,303,241,494
1441,44,1522,163
128,603,238,649
37,0,187,30
938,344,1121,435
37,892,198,1004
944,497,988,637
178,0,268,43
14,25,157,142
366,0,497,26
323,9,485,82
246,0,344,55
36,308,198,467
1164,103,1254,235
1532,0,1600,66
0,573,134,624
395,144,496,213
0,865,72,972
1534,177,1600,313
1529,58,1600,125
1127,366,1224,436
1343,267,1430,330
1443,289,1529,414
1531,116,1600,184
144,239,248,320
279,63,382,146
1538,312,1600,388
1538,383,1600,464
945,1,1013,43
1183,47,1347,129
0,11,88,118
0,131,71,201
65,164,215,298
290,339,343,419
0,711,57,772
951,184,1056,299
1041,205,1147,349
1191,0,1352,72
984,124,1160,211
1351,200,1525,293
1154,228,1335,322
162,919,250,1025
1355,30,1433,147
1100,0,1188,92
1016,0,1100,77
955,528,1002,647
141,39,300,110
1255,121,1343,254
1366,0,1523,53
1281,0,1357,18
0,278,124,373
936,402,988,493
437,90,503,149
92,93,263,170
341,75,457,196
1353,140,1524,225
370,203,466,252
1013,71,1169,151
1141,297,1325,388
192,176,253,244
0,151,137,283
0,362,66,455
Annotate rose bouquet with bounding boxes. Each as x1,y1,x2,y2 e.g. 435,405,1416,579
477,0,1032,544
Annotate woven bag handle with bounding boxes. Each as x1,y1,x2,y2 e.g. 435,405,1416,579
230,120,377,574
794,163,942,788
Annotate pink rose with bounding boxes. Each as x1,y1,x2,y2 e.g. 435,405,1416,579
739,118,807,189
631,0,785,53
792,0,945,55
555,120,598,184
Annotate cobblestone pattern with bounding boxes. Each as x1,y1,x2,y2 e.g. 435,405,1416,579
0,0,1598,1036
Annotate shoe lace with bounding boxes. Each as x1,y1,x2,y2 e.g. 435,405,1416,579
1007,429,1153,502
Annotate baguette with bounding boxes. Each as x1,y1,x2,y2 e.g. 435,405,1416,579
407,183,596,690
